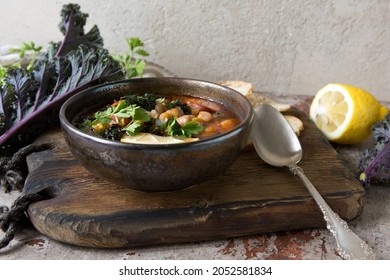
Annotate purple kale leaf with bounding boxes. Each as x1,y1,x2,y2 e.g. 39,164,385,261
358,113,390,186
0,4,124,154
55,3,103,57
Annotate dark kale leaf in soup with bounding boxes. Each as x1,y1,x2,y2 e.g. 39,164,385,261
78,93,241,144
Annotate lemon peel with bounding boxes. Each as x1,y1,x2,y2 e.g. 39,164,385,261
309,83,388,144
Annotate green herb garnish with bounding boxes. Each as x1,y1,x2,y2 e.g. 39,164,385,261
9,41,43,72
112,37,149,79
82,94,205,140
85,100,152,136
0,65,6,86
164,118,204,138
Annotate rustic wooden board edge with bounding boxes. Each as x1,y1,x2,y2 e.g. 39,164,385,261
24,156,365,219
27,190,364,248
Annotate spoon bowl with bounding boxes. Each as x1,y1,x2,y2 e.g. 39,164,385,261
251,104,376,260
251,103,302,167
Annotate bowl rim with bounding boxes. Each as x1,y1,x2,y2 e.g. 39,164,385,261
59,77,254,149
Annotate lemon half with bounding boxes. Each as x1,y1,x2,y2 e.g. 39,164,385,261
120,133,199,144
309,83,388,144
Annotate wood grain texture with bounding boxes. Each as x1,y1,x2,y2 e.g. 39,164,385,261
24,108,365,248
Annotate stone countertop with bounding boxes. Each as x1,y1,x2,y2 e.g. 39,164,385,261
0,94,389,260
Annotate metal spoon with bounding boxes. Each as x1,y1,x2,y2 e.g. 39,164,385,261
251,104,376,260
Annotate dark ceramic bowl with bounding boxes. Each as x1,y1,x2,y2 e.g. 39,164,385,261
59,77,253,192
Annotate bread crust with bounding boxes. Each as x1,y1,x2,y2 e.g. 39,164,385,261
218,80,291,112
283,115,304,136
218,80,304,149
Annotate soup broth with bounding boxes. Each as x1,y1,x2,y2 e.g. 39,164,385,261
79,93,241,143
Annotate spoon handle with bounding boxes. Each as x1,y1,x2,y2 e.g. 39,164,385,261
289,164,376,260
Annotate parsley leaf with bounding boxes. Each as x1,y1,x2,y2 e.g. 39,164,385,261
181,121,205,137
86,100,152,136
164,118,204,138
132,106,151,122
123,120,144,135
93,107,112,124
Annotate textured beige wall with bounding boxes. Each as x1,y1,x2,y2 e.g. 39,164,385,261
1,0,389,101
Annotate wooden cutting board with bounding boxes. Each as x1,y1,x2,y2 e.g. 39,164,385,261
24,108,365,248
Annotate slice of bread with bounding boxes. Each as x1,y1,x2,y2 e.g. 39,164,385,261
246,94,291,112
218,80,291,112
218,80,304,142
218,80,253,96
283,115,304,136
